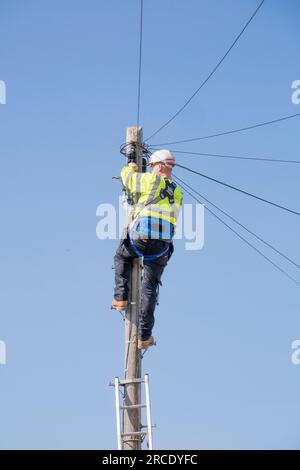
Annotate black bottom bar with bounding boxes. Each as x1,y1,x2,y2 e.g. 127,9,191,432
0,450,300,467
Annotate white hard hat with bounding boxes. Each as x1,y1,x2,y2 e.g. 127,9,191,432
149,149,176,168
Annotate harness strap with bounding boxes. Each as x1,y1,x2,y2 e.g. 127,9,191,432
126,179,176,260
143,180,177,208
128,232,170,261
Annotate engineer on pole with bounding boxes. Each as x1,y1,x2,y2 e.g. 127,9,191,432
112,149,183,350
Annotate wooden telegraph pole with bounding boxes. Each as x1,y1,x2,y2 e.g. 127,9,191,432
123,127,143,450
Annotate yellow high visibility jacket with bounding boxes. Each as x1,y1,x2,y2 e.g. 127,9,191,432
121,166,183,226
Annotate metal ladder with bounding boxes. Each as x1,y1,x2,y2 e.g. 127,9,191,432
113,374,154,450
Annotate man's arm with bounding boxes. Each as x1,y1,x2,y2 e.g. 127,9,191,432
121,163,155,195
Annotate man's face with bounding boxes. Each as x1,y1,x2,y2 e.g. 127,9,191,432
151,163,174,180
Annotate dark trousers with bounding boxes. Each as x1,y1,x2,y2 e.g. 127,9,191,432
114,237,173,340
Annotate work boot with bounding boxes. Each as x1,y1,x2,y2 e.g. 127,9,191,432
138,336,155,350
111,299,128,311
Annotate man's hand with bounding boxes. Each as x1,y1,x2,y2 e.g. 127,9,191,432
128,162,138,171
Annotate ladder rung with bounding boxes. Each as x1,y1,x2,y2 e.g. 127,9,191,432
119,378,144,385
121,404,146,410
121,431,147,437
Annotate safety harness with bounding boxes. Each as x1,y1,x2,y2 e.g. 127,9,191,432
144,180,177,207
129,179,177,261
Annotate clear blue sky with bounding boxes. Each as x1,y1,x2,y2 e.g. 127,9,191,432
0,0,300,450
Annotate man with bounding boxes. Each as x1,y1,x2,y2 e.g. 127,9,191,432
112,149,183,350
